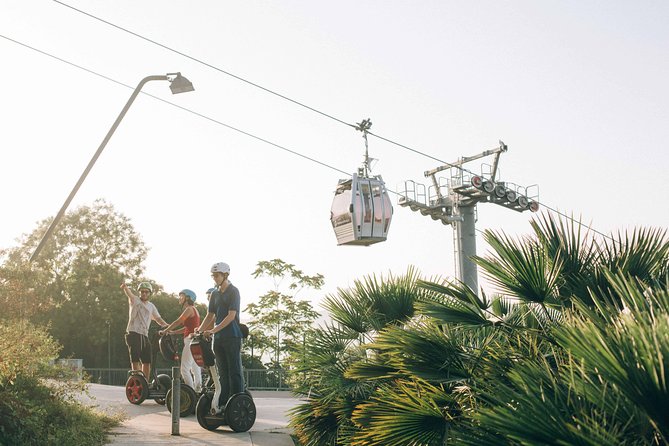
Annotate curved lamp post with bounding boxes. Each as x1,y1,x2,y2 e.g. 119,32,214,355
30,73,194,262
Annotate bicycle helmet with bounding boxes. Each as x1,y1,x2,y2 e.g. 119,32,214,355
179,288,196,303
138,282,153,294
211,262,230,274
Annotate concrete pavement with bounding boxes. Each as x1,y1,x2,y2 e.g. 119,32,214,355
80,384,299,445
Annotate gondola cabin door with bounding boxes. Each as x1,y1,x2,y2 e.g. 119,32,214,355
331,172,392,246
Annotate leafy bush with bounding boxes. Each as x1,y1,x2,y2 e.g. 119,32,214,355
0,319,61,385
290,217,669,445
0,319,120,446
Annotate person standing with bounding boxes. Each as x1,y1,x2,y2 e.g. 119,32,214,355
159,289,202,392
121,282,168,381
197,262,245,410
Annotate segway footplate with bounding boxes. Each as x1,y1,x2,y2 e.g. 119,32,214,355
196,393,223,431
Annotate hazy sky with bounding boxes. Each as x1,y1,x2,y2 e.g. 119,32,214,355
2,1,668,318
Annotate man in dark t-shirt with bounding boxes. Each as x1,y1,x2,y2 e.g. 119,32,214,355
198,261,245,409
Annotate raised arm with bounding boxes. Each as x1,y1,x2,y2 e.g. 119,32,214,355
120,283,136,304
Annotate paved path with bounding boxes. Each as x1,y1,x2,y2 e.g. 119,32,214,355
80,384,300,445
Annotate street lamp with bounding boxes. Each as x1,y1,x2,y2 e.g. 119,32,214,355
30,73,194,262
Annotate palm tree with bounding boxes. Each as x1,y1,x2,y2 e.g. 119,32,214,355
289,267,427,445
290,214,669,445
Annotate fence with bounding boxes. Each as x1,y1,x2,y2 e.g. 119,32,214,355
84,368,291,390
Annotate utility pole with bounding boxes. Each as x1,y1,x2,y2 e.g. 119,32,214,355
399,141,539,294
106,320,111,384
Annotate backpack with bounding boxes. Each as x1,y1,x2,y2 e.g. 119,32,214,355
239,323,249,339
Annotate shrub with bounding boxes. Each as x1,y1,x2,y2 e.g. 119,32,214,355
0,319,120,446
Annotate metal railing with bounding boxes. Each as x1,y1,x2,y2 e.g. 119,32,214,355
84,368,290,390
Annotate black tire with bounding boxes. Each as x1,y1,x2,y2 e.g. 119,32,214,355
125,374,149,405
195,393,222,431
225,393,256,433
153,374,172,405
166,385,198,417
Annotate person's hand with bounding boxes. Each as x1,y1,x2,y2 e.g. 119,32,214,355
120,283,128,289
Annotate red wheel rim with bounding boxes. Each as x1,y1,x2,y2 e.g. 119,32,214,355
126,376,146,403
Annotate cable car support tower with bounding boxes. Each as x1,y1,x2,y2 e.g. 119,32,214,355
398,141,539,294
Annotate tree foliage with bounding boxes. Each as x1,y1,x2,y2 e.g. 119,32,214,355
290,214,669,445
0,199,174,368
245,259,323,369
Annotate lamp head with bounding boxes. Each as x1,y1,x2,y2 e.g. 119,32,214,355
167,72,194,94
528,201,540,212
494,184,506,199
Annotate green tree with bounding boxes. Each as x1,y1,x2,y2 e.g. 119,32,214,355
289,267,427,445
0,199,158,368
245,259,323,369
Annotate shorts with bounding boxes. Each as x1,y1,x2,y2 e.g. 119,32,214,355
125,331,152,364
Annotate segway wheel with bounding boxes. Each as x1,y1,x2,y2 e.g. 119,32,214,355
154,374,172,405
166,385,198,417
225,393,256,433
125,374,149,405
196,394,223,431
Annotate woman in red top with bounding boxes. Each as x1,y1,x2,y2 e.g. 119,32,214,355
160,289,202,392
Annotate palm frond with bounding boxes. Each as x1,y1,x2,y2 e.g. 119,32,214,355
600,227,669,281
322,286,374,334
474,356,639,446
350,381,451,446
555,274,669,441
322,267,423,336
417,297,494,327
361,323,473,384
531,212,600,301
475,229,563,305
418,278,488,309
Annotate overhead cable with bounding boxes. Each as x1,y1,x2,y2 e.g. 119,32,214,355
2,31,617,242
0,33,350,178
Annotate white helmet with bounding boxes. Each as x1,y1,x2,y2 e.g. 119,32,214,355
211,262,230,274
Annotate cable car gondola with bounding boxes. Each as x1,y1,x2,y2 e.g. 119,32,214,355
330,119,393,246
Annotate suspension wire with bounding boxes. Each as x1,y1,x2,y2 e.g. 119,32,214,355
0,33,350,178
367,130,447,164
2,31,618,243
50,0,545,203
52,0,358,132
54,0,460,171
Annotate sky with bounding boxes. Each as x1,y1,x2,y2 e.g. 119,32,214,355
1,1,668,321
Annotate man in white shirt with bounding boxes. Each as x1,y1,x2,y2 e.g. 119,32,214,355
121,282,168,380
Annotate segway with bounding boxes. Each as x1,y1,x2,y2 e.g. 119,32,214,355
124,332,197,417
190,332,256,432
160,333,199,417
